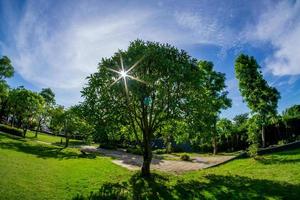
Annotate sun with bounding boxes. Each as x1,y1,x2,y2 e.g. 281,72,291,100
120,70,127,78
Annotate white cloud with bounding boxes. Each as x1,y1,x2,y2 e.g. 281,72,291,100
2,0,241,106
3,0,299,108
248,1,300,76
173,11,241,50
7,2,154,90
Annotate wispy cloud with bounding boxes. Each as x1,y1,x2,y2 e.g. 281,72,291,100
1,0,299,108
247,1,300,76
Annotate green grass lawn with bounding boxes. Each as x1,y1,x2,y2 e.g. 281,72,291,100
25,130,87,147
0,133,132,200
1,132,300,200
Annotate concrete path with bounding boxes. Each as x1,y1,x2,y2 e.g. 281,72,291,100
94,148,236,173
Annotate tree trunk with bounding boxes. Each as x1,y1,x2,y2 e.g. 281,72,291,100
261,126,266,148
141,129,152,177
65,135,69,148
65,137,69,148
35,119,42,138
23,127,27,138
11,116,14,127
212,137,217,155
0,100,7,123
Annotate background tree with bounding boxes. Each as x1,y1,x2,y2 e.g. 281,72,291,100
35,88,56,137
192,61,231,155
0,56,14,121
216,118,233,151
82,40,223,176
0,56,14,79
282,105,300,121
49,105,65,136
7,87,45,136
232,113,249,150
63,107,94,147
0,81,10,121
235,54,280,147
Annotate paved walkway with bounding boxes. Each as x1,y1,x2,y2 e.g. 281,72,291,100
86,147,236,173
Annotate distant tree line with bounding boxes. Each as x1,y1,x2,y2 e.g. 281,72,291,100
0,56,93,147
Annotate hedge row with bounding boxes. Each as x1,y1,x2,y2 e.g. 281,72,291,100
0,124,23,137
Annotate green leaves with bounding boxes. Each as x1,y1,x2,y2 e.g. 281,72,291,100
8,87,45,129
0,56,14,80
234,54,280,119
235,54,280,147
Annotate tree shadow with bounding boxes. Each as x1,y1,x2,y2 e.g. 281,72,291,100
72,172,300,200
0,136,96,160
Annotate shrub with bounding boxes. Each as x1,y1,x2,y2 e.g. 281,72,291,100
180,154,190,161
100,143,117,150
278,140,288,145
0,124,23,137
153,149,166,154
126,147,143,155
248,143,258,158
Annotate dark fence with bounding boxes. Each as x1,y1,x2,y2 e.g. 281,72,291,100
265,118,300,146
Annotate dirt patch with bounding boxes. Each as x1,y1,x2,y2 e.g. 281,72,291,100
97,148,236,173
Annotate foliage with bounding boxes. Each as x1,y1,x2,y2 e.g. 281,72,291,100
282,104,300,122
49,105,65,135
233,113,248,132
40,88,56,106
126,147,143,155
216,118,233,140
190,61,231,154
152,148,166,154
180,154,190,161
160,120,189,153
7,87,45,135
235,54,280,147
34,88,56,137
0,56,14,79
247,143,259,158
0,56,14,121
0,124,23,137
82,40,229,175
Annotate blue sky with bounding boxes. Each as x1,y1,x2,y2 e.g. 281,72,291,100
0,0,300,119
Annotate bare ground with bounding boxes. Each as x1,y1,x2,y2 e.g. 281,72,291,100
95,148,236,173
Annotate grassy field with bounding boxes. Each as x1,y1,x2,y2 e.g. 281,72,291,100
26,130,87,147
0,133,132,200
1,132,300,199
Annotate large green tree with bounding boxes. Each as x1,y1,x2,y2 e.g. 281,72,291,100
82,40,230,176
235,54,280,147
7,87,45,136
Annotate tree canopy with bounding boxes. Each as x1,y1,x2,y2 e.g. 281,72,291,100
82,40,231,176
8,87,45,136
0,56,14,79
235,54,280,147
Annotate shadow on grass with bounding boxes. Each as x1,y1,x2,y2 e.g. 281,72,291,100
0,135,96,159
73,172,300,200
